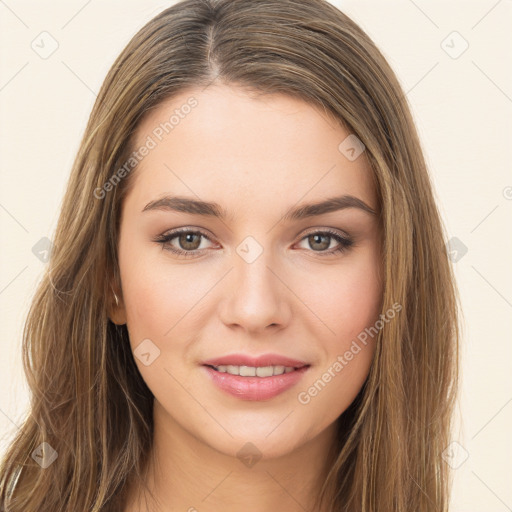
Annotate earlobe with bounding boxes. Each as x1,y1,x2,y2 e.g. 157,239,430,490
108,285,127,325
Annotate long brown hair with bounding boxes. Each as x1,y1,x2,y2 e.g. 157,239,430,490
0,0,460,510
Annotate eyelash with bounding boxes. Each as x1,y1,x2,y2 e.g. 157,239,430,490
153,227,354,259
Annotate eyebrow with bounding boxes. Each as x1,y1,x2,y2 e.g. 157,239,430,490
142,194,377,220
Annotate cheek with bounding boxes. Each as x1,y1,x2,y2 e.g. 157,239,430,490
294,261,381,419
300,251,383,347
292,250,382,409
118,251,204,397
117,241,197,347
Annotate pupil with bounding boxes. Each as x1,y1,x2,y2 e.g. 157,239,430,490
181,233,199,249
310,234,329,250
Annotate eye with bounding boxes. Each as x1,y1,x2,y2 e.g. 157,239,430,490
153,228,216,258
295,229,354,256
153,227,354,258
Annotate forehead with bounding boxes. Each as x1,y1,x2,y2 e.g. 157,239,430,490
126,84,377,216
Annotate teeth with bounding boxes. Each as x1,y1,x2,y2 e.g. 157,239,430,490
213,365,298,377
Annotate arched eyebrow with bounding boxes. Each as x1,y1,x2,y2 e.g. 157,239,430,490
142,194,377,220
281,195,377,220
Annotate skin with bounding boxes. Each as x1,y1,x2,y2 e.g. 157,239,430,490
110,83,383,512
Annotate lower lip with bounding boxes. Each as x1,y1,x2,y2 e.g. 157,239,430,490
202,365,310,401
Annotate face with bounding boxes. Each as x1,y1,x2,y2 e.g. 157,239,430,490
110,84,383,461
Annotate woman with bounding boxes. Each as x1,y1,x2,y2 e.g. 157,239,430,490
0,0,460,510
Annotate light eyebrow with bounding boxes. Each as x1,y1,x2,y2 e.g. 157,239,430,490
141,194,377,220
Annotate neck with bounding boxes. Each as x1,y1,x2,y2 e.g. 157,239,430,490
123,400,338,512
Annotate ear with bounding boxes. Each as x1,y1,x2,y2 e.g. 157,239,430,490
108,281,127,325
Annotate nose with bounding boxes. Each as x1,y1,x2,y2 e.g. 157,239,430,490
218,248,292,334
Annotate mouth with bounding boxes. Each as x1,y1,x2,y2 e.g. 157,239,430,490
201,361,311,401
204,363,309,377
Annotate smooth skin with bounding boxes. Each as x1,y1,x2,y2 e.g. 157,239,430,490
111,84,383,512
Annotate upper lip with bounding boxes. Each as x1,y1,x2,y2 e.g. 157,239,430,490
202,353,309,368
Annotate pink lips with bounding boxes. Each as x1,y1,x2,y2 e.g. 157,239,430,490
201,352,310,401
202,353,309,369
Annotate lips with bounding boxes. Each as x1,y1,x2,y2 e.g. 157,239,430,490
203,365,309,400
201,353,309,369
201,353,311,401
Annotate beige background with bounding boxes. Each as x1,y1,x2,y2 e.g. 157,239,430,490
1,0,511,509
